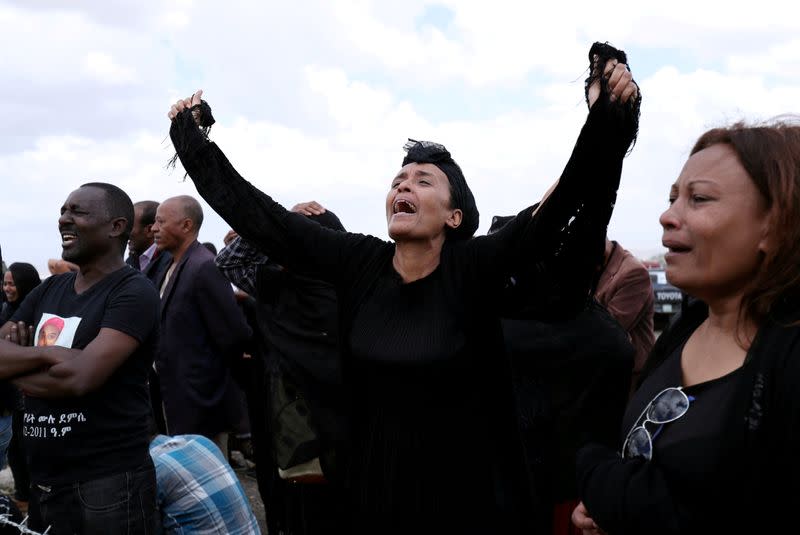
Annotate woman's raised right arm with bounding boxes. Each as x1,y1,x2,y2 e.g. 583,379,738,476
168,91,381,284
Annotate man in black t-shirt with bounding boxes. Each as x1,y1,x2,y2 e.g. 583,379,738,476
0,182,159,534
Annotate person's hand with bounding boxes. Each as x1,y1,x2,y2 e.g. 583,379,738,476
40,347,80,367
168,89,203,122
5,321,33,346
48,259,79,275
572,501,607,535
223,229,239,247
587,58,638,109
291,201,326,216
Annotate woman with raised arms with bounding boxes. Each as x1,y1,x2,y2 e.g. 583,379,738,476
168,42,640,534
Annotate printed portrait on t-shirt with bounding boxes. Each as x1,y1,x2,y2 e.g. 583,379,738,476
34,313,81,348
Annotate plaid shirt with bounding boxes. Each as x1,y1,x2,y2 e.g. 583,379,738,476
215,236,269,296
149,434,261,535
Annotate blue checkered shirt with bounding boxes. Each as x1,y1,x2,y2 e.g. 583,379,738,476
149,434,261,534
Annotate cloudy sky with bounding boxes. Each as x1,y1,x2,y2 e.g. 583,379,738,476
1,0,797,276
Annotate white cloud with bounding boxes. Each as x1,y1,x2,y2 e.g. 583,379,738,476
83,51,138,85
726,39,800,80
2,0,800,275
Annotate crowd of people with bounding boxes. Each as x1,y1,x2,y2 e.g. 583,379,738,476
0,41,798,534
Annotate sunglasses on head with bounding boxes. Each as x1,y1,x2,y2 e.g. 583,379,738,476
622,386,694,460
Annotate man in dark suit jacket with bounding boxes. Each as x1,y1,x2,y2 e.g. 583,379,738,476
151,195,251,454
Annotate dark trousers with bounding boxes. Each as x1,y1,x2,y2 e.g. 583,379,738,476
28,458,157,535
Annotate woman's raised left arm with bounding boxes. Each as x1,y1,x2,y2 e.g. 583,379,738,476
472,43,641,319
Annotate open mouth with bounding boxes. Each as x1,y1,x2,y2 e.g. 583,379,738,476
663,239,691,254
61,231,77,246
667,245,691,254
393,199,417,215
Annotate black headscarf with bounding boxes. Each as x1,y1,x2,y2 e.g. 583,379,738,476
401,139,479,240
1,262,41,323
7,263,41,305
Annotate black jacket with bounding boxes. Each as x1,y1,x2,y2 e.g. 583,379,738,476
577,299,800,534
155,241,251,436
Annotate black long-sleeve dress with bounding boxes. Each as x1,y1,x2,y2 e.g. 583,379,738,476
170,92,636,533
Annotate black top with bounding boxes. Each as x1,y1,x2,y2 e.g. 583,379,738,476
577,299,800,535
346,263,497,526
170,91,635,532
11,267,159,485
0,302,16,325
621,341,742,493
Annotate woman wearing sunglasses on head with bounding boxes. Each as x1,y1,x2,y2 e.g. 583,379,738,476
573,120,800,535
167,42,640,533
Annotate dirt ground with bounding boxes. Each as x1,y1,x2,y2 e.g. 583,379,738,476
236,465,268,533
